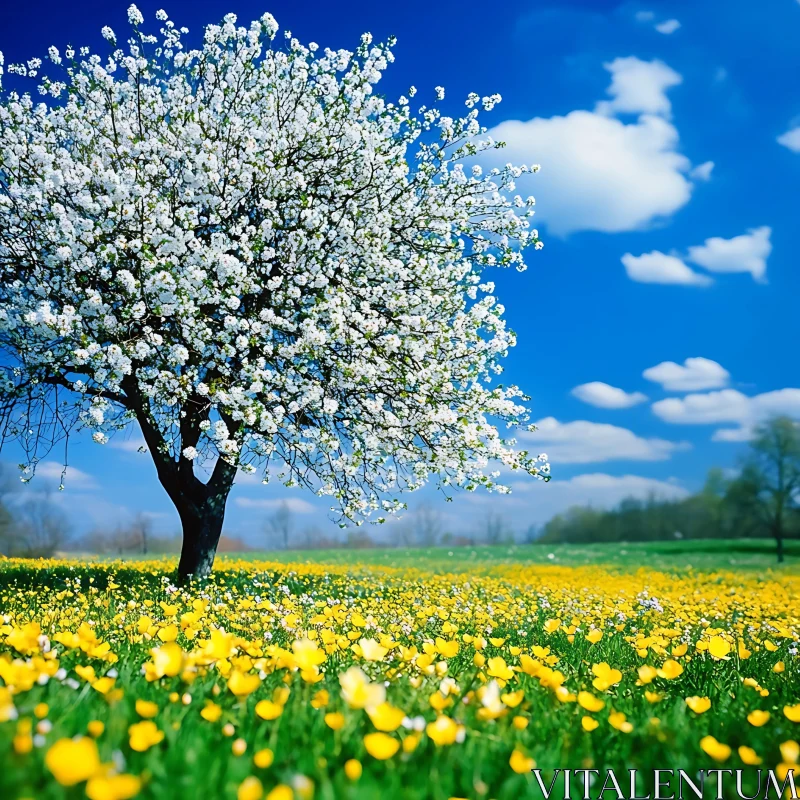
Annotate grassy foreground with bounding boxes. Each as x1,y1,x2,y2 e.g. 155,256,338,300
1,543,800,799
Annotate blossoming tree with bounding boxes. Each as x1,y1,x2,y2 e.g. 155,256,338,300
0,8,547,579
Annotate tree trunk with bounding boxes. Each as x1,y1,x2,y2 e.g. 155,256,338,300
177,504,225,581
173,475,235,583
776,531,785,563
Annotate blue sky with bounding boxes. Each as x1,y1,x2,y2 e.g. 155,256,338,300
2,0,799,544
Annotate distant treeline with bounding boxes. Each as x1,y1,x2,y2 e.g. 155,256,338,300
539,467,799,545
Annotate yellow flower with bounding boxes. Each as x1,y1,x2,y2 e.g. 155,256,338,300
586,629,603,644
228,670,261,698
255,700,284,721
128,720,165,752
237,777,263,800
578,691,605,712
747,710,770,727
609,711,633,733
707,636,731,661
92,677,116,696
780,741,800,763
637,665,657,685
88,721,105,738
85,774,142,800
500,690,524,708
426,715,460,746
324,712,345,731
339,666,385,710
367,702,406,732
738,640,752,659
157,624,179,642
513,715,528,730
486,656,514,681
436,638,459,658
657,660,684,680
591,662,622,691
544,619,561,633
685,696,711,714
254,748,274,769
581,716,599,731
700,736,731,762
45,737,101,786
359,638,389,661
201,701,223,722
265,786,293,800
509,749,536,774
344,759,362,780
150,641,184,678
738,746,762,766
291,638,326,672
785,705,800,723
135,699,159,718
363,732,400,760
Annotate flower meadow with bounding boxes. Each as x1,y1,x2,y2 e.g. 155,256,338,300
2,556,800,799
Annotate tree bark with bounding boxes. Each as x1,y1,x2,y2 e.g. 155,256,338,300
177,503,223,581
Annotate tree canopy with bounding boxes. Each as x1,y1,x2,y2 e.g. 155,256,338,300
0,8,547,576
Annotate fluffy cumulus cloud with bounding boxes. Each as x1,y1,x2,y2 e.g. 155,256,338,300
22,461,98,489
651,387,800,441
571,381,648,409
523,417,690,464
655,19,681,34
624,228,771,285
484,57,701,235
509,473,690,522
689,161,714,181
235,496,317,514
595,57,682,118
643,357,730,391
621,251,712,286
778,126,800,153
685,227,772,283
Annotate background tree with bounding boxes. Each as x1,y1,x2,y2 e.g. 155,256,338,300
0,8,547,579
726,416,800,562
480,510,509,545
266,501,293,551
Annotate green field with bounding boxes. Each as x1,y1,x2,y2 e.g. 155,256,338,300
2,539,800,800
233,537,798,572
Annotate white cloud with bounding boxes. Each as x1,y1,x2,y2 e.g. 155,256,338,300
235,497,317,514
524,417,690,464
510,472,690,520
655,19,681,34
711,426,756,443
23,461,97,490
571,382,648,409
643,357,730,391
689,161,714,181
109,433,148,453
652,388,800,440
484,58,698,236
621,251,712,286
595,57,682,118
778,127,800,153
685,226,772,283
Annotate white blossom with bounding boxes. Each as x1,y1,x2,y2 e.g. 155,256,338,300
0,9,547,535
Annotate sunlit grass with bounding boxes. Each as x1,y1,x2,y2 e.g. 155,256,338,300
1,550,799,798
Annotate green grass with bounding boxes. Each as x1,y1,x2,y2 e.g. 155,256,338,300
232,537,798,573
2,541,799,800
